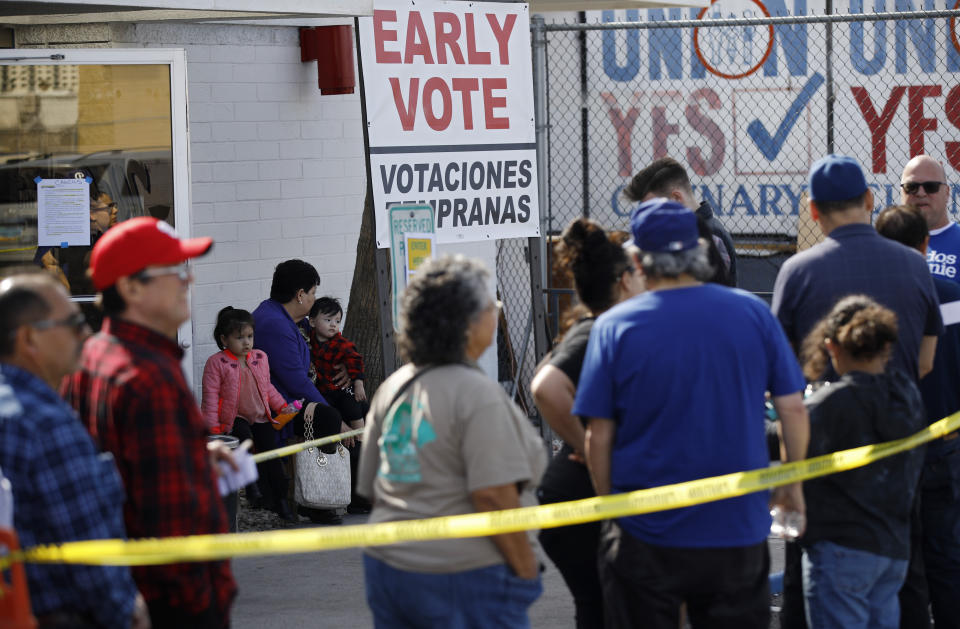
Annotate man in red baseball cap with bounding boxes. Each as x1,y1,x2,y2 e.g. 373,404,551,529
61,217,237,628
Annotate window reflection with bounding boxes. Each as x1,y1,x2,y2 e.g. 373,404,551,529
0,64,174,312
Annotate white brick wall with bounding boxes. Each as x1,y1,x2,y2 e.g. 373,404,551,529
131,22,367,387
14,18,508,388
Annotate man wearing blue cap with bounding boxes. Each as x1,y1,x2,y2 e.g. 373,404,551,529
774,154,941,382
772,154,943,629
574,198,810,629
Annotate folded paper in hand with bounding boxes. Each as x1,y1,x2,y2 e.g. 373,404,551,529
217,446,258,496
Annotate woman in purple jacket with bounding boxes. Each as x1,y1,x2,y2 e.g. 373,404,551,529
252,259,353,522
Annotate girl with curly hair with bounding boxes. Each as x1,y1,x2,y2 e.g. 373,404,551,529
799,295,925,629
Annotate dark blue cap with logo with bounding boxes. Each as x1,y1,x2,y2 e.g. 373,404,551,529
808,154,868,202
629,198,699,253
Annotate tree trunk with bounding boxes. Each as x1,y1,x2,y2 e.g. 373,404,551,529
343,190,388,397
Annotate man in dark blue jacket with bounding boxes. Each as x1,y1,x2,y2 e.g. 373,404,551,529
773,156,943,629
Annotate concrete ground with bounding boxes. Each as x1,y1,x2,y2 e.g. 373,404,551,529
232,513,787,628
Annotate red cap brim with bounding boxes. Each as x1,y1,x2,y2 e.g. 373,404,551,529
90,217,214,291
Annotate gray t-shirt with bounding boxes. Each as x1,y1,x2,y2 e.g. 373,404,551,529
358,363,547,573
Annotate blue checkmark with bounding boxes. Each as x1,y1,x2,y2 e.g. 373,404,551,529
747,72,825,161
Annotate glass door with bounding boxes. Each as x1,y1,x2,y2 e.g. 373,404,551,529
0,49,193,370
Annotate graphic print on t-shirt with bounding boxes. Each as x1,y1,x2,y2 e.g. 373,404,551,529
929,247,958,280
379,398,436,483
928,224,960,283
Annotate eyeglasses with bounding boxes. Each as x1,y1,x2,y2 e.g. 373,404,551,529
32,311,88,335
901,181,947,195
133,263,192,283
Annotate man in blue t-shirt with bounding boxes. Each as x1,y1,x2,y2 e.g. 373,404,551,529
574,199,809,629
901,155,960,284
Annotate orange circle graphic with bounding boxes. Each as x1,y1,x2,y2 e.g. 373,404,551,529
693,0,776,80
951,0,960,57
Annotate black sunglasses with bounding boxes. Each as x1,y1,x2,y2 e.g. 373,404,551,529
32,311,88,335
901,181,946,195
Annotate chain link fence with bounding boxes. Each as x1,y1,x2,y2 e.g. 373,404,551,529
490,6,960,438
496,238,540,420
536,6,960,320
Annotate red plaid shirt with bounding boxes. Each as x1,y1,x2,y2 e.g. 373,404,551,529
61,318,236,620
308,330,365,394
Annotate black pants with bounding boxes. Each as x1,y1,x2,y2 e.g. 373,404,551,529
294,401,345,436
781,540,807,629
900,494,931,629
231,403,344,512
598,520,769,629
539,519,604,629
230,419,278,507
325,388,369,507
148,599,227,629
324,387,367,422
921,441,960,629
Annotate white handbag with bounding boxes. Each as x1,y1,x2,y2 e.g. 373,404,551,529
293,403,351,509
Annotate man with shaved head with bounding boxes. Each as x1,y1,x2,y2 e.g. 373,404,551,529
902,155,959,284
899,155,960,629
877,205,960,629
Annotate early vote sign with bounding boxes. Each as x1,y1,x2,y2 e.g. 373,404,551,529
358,0,540,248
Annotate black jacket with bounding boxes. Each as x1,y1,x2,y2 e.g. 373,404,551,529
802,370,925,559
696,201,738,287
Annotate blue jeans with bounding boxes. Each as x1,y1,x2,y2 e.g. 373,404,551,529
363,554,542,629
802,540,907,629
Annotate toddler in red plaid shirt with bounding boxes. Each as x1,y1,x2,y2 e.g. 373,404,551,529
307,297,366,420
306,297,371,513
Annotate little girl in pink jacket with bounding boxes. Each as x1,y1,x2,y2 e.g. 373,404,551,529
201,307,293,435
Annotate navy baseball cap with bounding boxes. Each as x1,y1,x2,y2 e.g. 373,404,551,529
629,198,699,253
808,154,868,202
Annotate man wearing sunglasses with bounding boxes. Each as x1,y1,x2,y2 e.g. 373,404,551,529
876,205,960,629
901,155,959,284
901,156,960,629
0,273,149,629
61,217,237,628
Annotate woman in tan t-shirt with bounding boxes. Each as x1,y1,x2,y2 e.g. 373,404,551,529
358,255,547,629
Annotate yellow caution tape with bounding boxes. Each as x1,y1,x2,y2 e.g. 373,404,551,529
5,411,959,569
250,429,364,463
